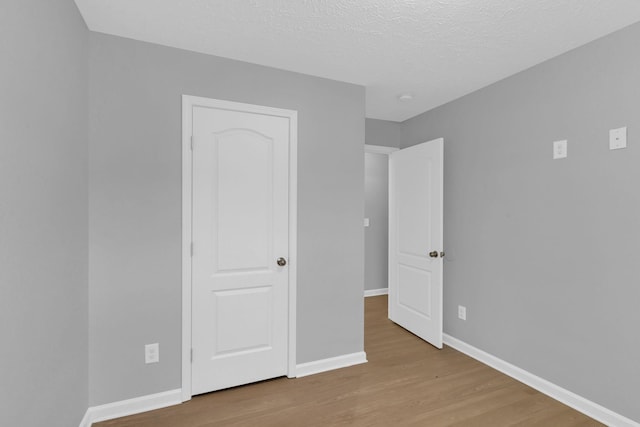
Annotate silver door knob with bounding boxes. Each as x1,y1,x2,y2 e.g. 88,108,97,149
429,251,439,258
277,257,287,267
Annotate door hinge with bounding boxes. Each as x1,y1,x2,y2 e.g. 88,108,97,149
190,136,194,150
190,242,194,257
190,348,193,363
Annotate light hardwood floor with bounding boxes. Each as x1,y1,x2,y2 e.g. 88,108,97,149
97,296,601,426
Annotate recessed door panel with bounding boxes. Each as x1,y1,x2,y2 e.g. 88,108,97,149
213,286,272,357
398,265,432,318
397,158,432,258
214,130,273,273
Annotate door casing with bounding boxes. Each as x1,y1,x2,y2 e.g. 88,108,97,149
181,95,298,401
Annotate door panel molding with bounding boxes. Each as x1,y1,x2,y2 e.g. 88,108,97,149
181,95,298,402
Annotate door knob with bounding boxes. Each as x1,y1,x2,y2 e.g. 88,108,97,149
429,251,439,258
277,257,287,267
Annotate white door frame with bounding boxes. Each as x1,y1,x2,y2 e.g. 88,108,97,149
363,144,398,298
365,144,399,155
181,95,298,402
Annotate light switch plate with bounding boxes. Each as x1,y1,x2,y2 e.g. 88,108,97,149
363,218,370,227
610,127,627,150
553,140,568,159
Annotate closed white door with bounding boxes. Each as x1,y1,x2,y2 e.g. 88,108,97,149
191,102,291,395
389,139,444,349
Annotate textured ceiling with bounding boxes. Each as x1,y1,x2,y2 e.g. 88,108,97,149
75,0,640,122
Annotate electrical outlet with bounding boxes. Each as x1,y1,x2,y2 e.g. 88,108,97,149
145,343,159,364
553,140,568,159
610,127,627,150
458,305,467,321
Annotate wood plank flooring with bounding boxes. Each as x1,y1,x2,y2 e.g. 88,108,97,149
97,296,601,426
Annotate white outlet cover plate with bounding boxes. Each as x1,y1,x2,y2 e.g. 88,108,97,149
553,140,568,159
145,343,159,364
610,127,627,150
458,305,467,321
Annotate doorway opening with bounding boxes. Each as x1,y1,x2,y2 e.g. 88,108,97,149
364,140,444,350
364,144,397,298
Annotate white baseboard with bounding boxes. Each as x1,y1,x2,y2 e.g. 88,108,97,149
78,409,91,427
364,288,388,297
80,389,182,426
443,334,639,427
296,351,367,378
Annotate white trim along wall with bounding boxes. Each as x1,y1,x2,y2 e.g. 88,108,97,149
364,288,388,297
295,352,367,378
181,95,299,401
79,389,182,427
364,144,398,155
443,334,640,427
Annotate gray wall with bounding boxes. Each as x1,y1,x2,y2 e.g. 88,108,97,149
364,153,390,291
88,33,365,405
365,118,401,148
401,22,640,422
0,1,88,426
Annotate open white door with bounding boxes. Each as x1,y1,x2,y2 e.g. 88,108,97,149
389,138,444,348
